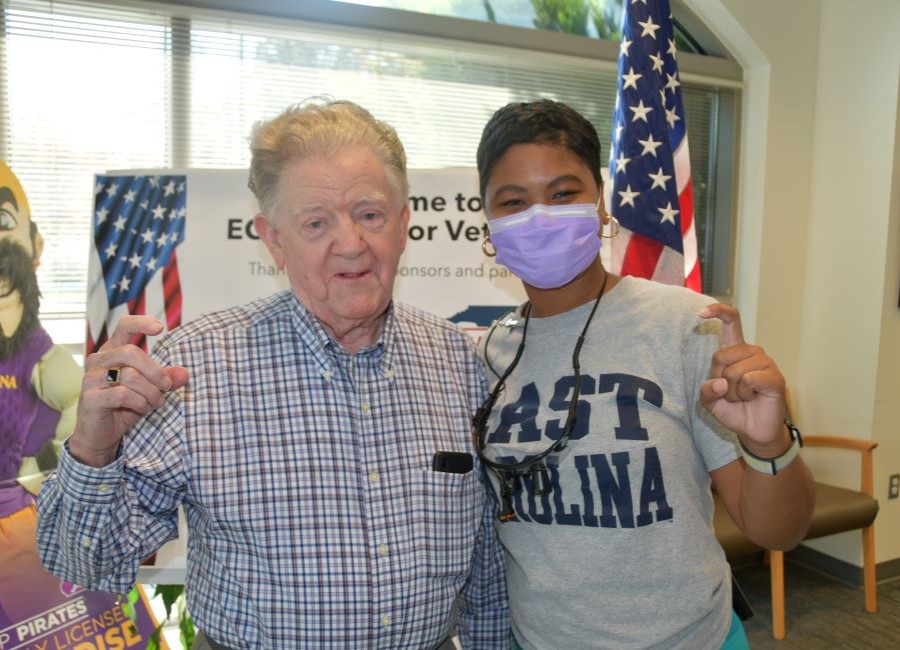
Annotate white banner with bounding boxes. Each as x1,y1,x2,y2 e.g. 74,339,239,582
93,168,524,349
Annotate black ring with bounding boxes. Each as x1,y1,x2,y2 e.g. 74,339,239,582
106,368,122,387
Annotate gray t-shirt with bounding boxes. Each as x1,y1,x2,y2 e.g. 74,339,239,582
480,276,739,649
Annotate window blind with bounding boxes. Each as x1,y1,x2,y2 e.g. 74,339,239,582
1,0,737,326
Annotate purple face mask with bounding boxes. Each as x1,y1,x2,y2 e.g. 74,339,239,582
488,202,601,289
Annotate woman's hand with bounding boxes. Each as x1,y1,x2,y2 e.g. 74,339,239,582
698,303,790,456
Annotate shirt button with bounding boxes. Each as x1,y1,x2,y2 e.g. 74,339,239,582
381,614,391,627
369,471,379,483
377,544,388,557
321,370,334,381
385,369,395,380
361,402,370,412
81,537,91,549
98,483,110,493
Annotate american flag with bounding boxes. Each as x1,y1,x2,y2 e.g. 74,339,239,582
607,0,701,291
86,175,186,354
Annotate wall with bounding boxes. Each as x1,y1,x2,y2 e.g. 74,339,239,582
688,0,900,568
872,62,900,566
799,0,900,566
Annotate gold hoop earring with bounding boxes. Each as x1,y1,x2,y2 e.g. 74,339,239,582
602,216,621,239
481,235,497,257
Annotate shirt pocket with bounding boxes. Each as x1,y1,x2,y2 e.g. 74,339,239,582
417,468,482,578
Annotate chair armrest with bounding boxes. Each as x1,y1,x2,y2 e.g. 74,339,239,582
803,436,878,452
801,435,877,497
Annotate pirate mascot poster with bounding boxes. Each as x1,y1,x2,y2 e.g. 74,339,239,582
0,161,162,650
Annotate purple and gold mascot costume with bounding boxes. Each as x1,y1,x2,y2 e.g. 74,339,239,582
0,161,80,627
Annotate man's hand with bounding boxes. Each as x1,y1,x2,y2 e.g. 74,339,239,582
698,304,790,457
68,316,189,467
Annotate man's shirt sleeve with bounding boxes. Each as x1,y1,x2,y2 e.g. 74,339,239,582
36,366,186,595
455,493,511,649
455,338,511,649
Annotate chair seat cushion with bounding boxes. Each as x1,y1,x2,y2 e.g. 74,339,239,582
805,481,879,540
712,481,879,558
713,492,764,559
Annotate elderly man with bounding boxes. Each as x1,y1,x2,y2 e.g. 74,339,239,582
37,100,510,649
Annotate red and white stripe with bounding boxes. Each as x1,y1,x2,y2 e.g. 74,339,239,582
610,136,701,291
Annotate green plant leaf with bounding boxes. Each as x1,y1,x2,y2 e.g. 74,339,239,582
177,590,195,648
179,615,196,648
147,624,162,650
154,584,185,621
122,587,140,622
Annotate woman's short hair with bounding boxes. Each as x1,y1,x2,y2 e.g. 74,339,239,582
248,98,409,218
476,99,602,199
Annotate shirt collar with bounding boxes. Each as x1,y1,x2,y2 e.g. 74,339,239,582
287,293,397,381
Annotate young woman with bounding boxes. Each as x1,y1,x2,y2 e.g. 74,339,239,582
473,99,814,649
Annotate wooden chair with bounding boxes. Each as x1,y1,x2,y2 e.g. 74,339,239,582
713,393,879,640
766,434,879,639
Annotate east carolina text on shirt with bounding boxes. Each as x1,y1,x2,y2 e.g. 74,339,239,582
487,372,674,528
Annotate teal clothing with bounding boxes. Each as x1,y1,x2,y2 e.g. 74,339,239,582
722,611,751,649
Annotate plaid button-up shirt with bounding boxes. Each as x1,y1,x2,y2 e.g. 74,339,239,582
37,292,510,649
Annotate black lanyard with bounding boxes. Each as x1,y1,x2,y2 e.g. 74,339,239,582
472,273,609,521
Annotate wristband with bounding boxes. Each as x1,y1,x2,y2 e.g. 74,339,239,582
739,420,803,476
